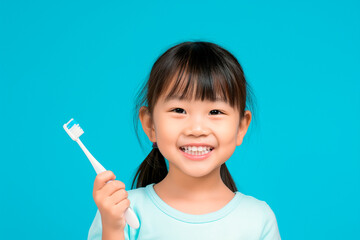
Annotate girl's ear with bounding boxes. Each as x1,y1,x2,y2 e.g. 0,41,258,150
139,106,156,142
236,110,252,146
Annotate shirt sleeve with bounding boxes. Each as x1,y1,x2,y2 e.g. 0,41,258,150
88,210,102,240
87,210,130,240
260,202,281,240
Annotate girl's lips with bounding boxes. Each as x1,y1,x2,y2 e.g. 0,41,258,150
179,143,214,148
178,147,214,161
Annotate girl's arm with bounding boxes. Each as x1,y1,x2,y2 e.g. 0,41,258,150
102,225,125,240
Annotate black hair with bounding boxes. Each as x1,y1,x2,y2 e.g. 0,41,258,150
131,41,256,192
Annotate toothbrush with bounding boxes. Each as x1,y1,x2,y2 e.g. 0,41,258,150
63,118,140,229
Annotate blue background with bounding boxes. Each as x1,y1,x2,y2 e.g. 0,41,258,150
1,0,359,239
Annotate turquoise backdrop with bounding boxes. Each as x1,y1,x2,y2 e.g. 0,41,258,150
1,0,359,239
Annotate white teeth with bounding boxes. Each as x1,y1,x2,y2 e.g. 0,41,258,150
180,146,213,155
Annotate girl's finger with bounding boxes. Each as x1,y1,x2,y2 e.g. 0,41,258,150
108,188,128,205
100,180,126,198
93,170,116,192
113,198,131,216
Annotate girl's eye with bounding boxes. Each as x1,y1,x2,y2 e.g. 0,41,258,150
209,110,223,115
171,108,186,114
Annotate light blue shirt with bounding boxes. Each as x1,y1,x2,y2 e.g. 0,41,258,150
88,183,281,240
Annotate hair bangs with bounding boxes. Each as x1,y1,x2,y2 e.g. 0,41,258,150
163,57,239,110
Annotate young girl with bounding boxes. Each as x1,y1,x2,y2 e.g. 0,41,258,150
88,41,281,240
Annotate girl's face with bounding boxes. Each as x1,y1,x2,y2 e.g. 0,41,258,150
140,90,251,179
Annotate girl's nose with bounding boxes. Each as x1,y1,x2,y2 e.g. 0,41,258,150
184,117,210,137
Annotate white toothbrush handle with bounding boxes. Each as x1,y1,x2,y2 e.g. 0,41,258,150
75,139,140,229
76,139,106,174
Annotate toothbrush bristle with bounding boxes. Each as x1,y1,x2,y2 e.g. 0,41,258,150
69,123,84,138
64,118,84,140
67,119,78,129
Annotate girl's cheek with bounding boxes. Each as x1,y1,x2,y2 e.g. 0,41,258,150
216,122,239,141
156,116,179,136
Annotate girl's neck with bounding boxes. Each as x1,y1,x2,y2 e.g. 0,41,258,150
153,166,234,202
152,168,236,215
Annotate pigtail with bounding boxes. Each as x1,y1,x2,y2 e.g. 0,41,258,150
220,163,238,192
131,146,168,189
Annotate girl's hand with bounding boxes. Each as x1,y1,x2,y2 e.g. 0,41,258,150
92,171,130,231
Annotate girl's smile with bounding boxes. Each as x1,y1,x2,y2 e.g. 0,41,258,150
179,143,214,161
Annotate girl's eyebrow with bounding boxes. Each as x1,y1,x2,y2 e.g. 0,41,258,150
164,95,183,102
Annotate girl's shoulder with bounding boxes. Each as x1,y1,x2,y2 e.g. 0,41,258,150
126,183,153,204
239,192,272,208
127,184,149,197
236,192,278,223
237,193,281,239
